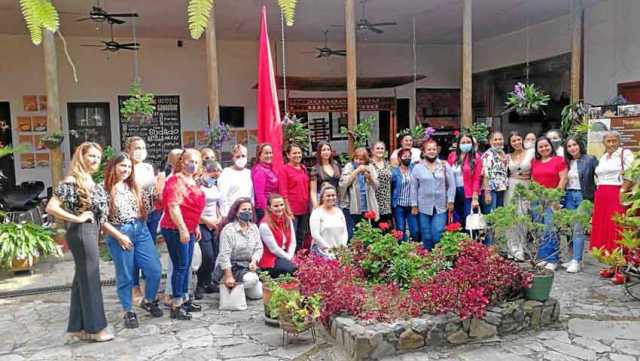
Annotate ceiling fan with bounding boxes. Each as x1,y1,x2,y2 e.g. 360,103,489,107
333,0,397,34
81,24,140,52
303,30,346,58
76,3,138,25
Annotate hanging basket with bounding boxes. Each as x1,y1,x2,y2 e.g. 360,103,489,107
42,138,63,150
127,112,152,124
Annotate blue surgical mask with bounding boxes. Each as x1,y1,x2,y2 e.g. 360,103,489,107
184,163,197,174
238,211,252,223
459,143,472,153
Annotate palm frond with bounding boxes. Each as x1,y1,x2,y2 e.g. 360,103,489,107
278,0,298,27
187,0,215,40
19,0,59,45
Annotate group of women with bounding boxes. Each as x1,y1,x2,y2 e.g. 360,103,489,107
46,126,634,342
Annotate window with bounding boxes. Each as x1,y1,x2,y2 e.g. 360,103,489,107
67,103,111,156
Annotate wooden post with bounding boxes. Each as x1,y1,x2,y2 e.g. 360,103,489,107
461,0,473,129
570,0,583,103
206,10,220,125
43,30,63,188
345,0,358,152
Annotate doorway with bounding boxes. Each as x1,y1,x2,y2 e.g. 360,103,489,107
0,102,15,187
618,81,640,104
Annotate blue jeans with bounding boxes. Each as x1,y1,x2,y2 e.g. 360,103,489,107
482,190,505,245
418,210,447,250
533,205,559,263
393,206,419,242
162,228,195,301
343,208,355,241
563,190,585,261
106,220,162,311
133,209,163,288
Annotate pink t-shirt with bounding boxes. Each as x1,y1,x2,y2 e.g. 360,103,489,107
278,163,310,215
160,175,205,232
531,156,567,189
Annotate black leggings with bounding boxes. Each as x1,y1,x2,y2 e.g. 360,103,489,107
266,257,297,278
196,225,218,288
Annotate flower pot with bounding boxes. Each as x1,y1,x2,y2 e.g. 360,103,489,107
278,314,313,334
42,139,63,149
524,272,554,302
127,112,152,123
11,255,37,273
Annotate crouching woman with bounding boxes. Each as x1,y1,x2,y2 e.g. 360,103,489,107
213,197,264,300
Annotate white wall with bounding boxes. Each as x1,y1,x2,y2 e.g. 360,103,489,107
584,0,640,104
0,34,459,187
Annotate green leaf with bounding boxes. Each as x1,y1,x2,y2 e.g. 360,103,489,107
187,0,215,40
19,0,59,45
278,0,298,27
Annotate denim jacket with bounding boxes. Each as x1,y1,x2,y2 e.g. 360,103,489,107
391,164,414,208
574,155,598,201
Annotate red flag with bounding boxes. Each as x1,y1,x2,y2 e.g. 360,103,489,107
256,5,284,170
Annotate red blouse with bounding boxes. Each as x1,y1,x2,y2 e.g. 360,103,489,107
531,156,567,189
160,175,205,233
278,163,310,215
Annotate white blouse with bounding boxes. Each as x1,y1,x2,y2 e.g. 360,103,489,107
135,162,156,190
309,206,348,250
258,221,297,261
200,184,222,218
595,148,635,186
218,167,254,216
567,160,581,190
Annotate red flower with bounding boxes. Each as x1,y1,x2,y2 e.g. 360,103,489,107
378,222,390,231
445,222,462,232
453,130,460,137
363,210,377,220
391,229,404,240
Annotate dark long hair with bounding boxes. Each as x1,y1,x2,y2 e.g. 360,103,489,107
262,193,293,236
506,131,523,154
218,197,254,232
563,136,585,166
104,152,146,219
454,133,476,175
534,136,554,160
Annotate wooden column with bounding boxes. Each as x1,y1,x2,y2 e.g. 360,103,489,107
43,30,63,188
205,10,220,125
461,0,473,128
345,0,358,152
570,0,584,103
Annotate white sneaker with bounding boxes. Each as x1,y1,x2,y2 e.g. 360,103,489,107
514,252,525,262
566,260,581,273
536,260,548,268
561,261,572,269
545,263,558,271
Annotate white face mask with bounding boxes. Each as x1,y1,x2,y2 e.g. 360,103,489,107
523,141,534,150
132,149,147,162
235,156,247,169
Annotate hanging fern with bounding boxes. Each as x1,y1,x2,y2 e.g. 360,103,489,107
187,0,214,39
278,0,298,27
19,0,59,45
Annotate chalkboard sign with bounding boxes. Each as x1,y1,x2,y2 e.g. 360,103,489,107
118,95,181,168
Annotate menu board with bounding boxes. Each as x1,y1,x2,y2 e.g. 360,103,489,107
119,95,181,168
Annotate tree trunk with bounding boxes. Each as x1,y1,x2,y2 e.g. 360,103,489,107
345,0,358,152
43,30,63,189
206,9,220,126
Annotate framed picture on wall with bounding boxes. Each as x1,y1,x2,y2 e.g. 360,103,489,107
330,112,348,140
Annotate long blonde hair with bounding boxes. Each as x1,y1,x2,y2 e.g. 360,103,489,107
171,148,202,206
68,142,102,211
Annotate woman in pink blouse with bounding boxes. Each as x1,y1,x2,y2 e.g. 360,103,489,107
447,133,482,227
278,144,310,250
251,143,279,222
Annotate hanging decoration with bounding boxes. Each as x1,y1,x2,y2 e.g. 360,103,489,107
19,0,59,45
120,18,155,122
278,0,298,27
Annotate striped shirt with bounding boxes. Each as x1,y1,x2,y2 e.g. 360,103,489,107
397,172,412,207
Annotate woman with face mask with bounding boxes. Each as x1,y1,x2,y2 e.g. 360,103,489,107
481,132,509,219
258,194,297,277
389,134,422,166
411,140,456,250
531,136,568,271
160,149,205,320
194,159,223,299
391,148,419,242
102,153,163,328
46,142,113,342
446,133,482,229
339,147,379,239
524,133,537,151
213,198,264,300
545,130,564,157
278,144,311,250
218,144,254,217
126,136,161,304
591,131,635,256
252,143,279,221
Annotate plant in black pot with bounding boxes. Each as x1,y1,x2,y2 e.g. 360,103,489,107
485,182,592,301
120,82,155,123
41,131,65,150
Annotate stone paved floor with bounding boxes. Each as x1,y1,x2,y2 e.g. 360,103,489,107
0,255,639,361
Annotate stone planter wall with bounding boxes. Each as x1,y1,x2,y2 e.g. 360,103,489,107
328,298,560,360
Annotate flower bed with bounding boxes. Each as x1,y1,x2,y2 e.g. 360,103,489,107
291,218,560,358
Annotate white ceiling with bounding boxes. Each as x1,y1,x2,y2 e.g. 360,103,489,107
0,0,601,44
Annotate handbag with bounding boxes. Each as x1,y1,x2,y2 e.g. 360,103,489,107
219,284,248,311
465,208,486,231
191,242,202,272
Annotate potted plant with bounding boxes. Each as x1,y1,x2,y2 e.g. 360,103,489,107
485,182,592,301
340,115,375,148
41,131,65,150
260,272,301,322
503,82,551,116
205,122,231,160
0,213,62,273
120,82,155,122
268,287,321,334
283,114,311,154
465,122,490,145
561,100,592,143
397,124,426,146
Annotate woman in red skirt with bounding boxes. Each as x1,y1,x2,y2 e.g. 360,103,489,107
591,131,635,252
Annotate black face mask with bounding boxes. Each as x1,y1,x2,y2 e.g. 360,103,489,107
425,155,437,163
401,159,411,166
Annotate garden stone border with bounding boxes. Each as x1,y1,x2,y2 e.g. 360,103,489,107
328,298,560,360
